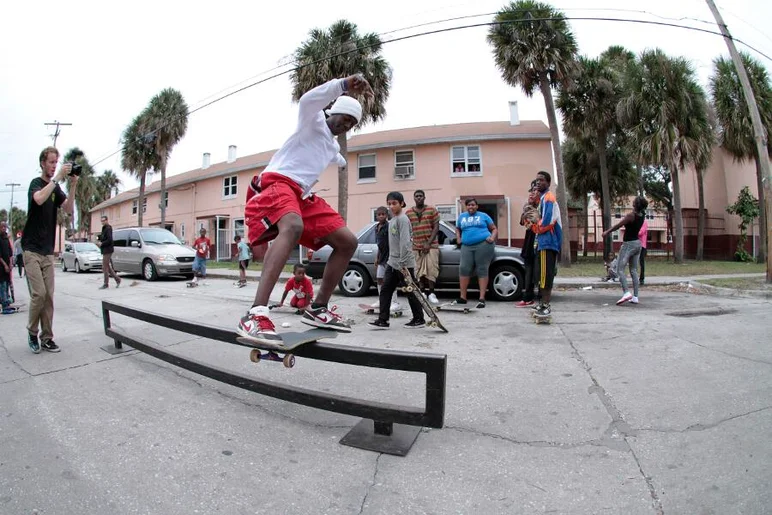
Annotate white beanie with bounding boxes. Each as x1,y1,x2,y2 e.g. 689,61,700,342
328,96,362,123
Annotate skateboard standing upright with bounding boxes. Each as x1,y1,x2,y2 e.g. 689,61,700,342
235,328,337,368
400,268,448,332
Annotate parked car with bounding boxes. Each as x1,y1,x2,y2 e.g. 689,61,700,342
305,221,526,301
111,227,196,281
61,241,103,273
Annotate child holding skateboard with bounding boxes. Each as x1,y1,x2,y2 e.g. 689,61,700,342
516,182,540,307
278,263,314,312
236,74,373,346
369,192,426,329
371,206,401,312
232,235,251,287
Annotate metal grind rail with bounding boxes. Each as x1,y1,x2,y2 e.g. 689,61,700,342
101,301,446,456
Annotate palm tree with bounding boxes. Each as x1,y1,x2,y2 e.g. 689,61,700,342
618,49,707,263
488,0,579,266
142,88,189,226
64,147,100,237
710,52,772,262
96,170,121,201
695,107,718,261
290,20,392,222
120,114,154,227
557,53,626,260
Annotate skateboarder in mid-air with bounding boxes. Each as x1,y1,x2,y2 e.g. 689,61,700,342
237,74,374,345
368,192,426,330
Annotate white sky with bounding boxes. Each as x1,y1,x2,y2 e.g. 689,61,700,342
1,0,770,214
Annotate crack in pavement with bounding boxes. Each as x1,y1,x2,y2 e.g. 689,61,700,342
673,334,772,367
443,425,625,451
559,326,664,515
0,335,32,377
358,453,382,515
135,357,352,430
635,405,772,434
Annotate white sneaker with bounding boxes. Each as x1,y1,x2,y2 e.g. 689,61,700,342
390,302,401,312
631,296,639,304
370,300,380,309
428,293,439,305
616,292,633,305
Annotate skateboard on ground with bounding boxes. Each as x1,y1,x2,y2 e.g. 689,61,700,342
268,302,304,315
235,328,337,368
2,303,25,314
436,303,475,314
358,303,403,317
186,281,199,288
532,310,552,324
400,269,448,332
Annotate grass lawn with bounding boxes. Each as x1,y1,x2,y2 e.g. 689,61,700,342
560,257,765,278
700,277,772,290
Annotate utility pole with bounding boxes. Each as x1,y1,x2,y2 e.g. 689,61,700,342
44,120,72,147
5,182,21,229
706,0,772,282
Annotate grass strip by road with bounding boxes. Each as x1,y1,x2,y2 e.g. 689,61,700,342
558,258,765,278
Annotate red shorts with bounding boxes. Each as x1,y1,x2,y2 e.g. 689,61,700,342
245,172,345,251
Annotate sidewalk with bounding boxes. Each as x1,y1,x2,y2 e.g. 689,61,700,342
205,267,293,283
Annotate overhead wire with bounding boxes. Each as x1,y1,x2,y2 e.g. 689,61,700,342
89,13,772,170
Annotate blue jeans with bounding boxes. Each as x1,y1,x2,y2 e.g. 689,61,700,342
617,240,642,297
193,257,207,277
0,280,10,308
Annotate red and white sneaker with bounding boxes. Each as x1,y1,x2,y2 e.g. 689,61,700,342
515,300,535,307
616,292,633,305
237,306,283,345
301,305,352,332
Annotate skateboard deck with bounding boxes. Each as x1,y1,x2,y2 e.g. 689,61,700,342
436,303,475,314
186,281,198,288
400,269,448,332
235,328,337,368
358,304,403,317
268,303,304,315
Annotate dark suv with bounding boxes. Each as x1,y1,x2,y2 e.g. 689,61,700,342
305,221,525,301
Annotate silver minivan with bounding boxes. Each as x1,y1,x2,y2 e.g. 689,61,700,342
61,241,103,273
111,227,196,281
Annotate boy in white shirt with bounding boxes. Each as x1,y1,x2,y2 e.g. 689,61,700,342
237,74,373,345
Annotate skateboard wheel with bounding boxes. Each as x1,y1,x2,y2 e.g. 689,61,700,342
283,354,295,368
404,286,414,292
430,321,438,328
249,349,261,363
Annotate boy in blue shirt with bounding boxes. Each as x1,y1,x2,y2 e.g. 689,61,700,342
233,235,251,287
532,171,562,318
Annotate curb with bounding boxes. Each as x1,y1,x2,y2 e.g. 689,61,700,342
690,281,772,300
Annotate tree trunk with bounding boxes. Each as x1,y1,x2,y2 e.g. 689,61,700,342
539,76,572,266
138,173,146,227
597,133,613,262
637,165,645,197
696,167,706,261
753,151,767,262
671,163,684,263
582,194,589,257
337,133,349,223
159,141,167,226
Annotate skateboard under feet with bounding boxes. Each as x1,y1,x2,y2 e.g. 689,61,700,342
235,328,338,368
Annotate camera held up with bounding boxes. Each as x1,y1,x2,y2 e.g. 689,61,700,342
67,149,84,176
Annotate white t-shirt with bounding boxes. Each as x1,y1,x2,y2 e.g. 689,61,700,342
265,79,348,194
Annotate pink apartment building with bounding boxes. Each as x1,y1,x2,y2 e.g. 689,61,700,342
91,114,559,260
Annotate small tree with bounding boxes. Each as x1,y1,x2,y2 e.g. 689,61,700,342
726,186,760,262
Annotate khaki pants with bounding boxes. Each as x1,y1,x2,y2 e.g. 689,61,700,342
24,251,55,342
102,252,120,286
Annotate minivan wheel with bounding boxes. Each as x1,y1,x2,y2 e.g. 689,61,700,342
74,260,82,273
143,259,159,281
489,264,523,301
338,264,371,297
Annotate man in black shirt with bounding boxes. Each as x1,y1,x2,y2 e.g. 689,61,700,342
96,215,121,289
21,146,78,353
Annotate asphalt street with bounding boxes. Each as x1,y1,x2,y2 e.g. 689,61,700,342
1,268,770,514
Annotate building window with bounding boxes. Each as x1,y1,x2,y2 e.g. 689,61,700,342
358,154,376,182
132,198,148,214
614,207,622,219
451,145,482,176
180,223,185,240
234,218,245,239
436,204,458,224
223,176,238,198
394,150,415,179
612,231,619,241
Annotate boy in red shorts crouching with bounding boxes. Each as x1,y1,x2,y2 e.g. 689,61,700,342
237,74,373,345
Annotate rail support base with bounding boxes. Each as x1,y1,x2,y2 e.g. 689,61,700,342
101,340,130,355
340,419,421,456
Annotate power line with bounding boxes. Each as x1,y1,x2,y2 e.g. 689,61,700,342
89,13,772,169
44,120,72,147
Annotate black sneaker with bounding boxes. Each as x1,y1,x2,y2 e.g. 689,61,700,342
535,304,552,318
405,319,426,328
28,333,40,354
452,298,467,305
476,300,486,309
41,340,61,353
368,319,390,330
